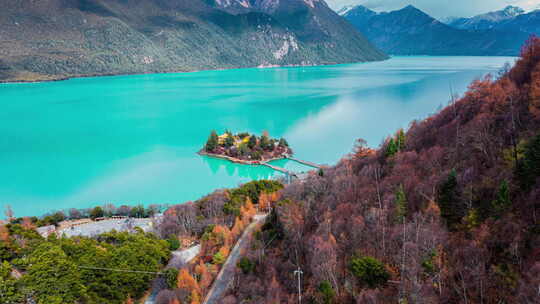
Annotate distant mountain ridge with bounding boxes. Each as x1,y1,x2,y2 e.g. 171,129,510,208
0,0,386,82
450,5,525,30
491,9,540,33
342,4,536,56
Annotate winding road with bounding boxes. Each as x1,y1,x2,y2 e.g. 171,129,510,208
203,214,268,304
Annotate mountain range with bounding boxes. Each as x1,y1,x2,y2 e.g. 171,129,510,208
341,4,538,56
448,5,525,30
0,0,386,82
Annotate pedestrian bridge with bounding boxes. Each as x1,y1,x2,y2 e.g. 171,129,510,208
262,157,323,184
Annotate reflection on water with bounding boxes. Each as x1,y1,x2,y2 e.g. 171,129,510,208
201,156,279,180
0,56,516,216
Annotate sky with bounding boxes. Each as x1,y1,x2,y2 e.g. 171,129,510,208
326,0,540,19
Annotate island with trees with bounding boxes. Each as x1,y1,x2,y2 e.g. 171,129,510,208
199,130,293,164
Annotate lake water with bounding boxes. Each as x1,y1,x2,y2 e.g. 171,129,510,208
0,56,516,217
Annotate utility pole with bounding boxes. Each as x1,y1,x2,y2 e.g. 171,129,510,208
294,267,303,304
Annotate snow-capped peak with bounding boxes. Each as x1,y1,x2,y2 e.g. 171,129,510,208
502,5,525,17
337,5,355,16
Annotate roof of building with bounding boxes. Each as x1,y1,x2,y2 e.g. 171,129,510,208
36,225,56,237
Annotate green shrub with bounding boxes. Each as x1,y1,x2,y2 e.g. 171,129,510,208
213,252,225,265
349,255,390,289
421,250,437,275
237,257,255,274
318,280,335,304
167,235,180,251
164,268,179,289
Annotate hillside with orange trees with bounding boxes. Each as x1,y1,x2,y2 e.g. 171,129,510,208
218,37,540,303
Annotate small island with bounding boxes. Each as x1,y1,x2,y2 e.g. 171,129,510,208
199,130,293,164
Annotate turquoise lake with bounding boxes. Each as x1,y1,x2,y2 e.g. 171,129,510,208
0,56,516,217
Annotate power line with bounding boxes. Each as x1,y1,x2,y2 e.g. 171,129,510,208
77,266,164,275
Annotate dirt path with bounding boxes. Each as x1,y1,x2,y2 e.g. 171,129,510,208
203,214,267,304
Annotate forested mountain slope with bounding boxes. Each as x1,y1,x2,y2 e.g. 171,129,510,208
221,37,540,303
0,0,385,82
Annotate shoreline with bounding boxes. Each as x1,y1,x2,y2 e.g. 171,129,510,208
0,55,518,85
198,150,287,166
0,76,71,84
0,59,382,84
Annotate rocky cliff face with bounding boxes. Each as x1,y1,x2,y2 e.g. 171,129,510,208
0,0,386,82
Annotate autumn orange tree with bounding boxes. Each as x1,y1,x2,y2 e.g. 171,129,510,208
201,224,232,259
195,260,213,293
230,217,244,239
529,61,540,118
213,225,232,247
21,217,36,230
0,225,9,242
177,268,201,303
0,225,11,261
239,202,256,226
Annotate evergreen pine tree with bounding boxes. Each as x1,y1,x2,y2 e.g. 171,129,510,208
205,130,219,152
516,133,540,190
437,170,463,230
385,138,398,157
260,134,271,151
395,184,407,221
248,135,257,149
397,129,406,151
492,180,511,218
